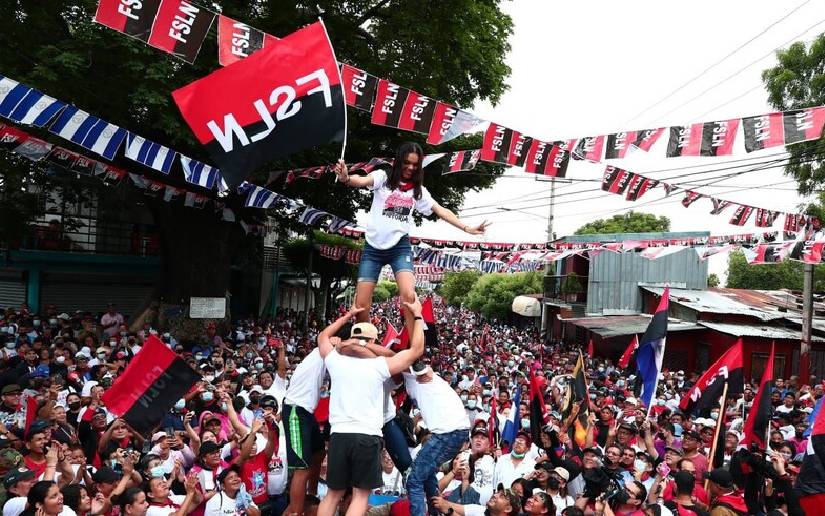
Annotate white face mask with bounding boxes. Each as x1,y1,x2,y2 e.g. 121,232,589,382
460,395,468,402
467,400,477,410
56,356,65,364
634,459,647,473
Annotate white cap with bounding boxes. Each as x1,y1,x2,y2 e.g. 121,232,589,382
249,385,264,394
80,381,98,397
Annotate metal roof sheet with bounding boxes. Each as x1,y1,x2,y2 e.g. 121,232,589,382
555,231,710,243
561,315,703,338
642,286,786,321
698,321,825,342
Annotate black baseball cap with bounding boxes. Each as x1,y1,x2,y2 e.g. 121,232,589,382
3,468,34,489
704,468,733,488
199,441,222,456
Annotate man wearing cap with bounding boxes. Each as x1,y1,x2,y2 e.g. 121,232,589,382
21,421,51,480
461,426,495,504
240,385,264,427
402,362,470,516
0,386,22,431
494,431,536,492
1,467,36,516
681,430,709,485
316,299,425,516
432,487,522,516
704,468,747,515
546,467,573,515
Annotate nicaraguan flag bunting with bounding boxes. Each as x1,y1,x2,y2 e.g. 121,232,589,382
245,185,278,208
49,106,127,160
0,79,66,127
635,287,668,412
0,76,32,118
180,155,218,189
298,207,327,226
125,133,178,174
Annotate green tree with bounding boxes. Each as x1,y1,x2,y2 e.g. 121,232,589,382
440,269,482,306
0,1,512,313
725,250,825,290
707,273,720,288
372,280,397,303
573,211,671,235
465,271,543,319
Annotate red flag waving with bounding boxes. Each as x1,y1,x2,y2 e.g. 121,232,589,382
680,339,744,415
172,21,345,188
618,335,638,369
382,322,400,348
740,343,774,449
529,372,547,445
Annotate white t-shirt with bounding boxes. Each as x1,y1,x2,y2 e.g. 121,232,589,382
324,350,390,436
3,497,26,516
366,169,435,250
204,490,257,516
493,453,536,491
267,422,288,495
383,379,399,424
402,372,470,434
262,375,288,408
284,349,326,413
146,494,186,516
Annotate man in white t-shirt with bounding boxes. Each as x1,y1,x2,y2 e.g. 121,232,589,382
403,364,470,516
317,300,425,516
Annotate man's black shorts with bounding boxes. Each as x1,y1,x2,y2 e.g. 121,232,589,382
326,433,383,490
283,403,324,469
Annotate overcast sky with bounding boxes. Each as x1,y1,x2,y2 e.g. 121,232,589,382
355,0,825,279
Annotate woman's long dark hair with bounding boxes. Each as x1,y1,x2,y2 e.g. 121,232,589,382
61,484,88,513
386,142,424,200
21,481,57,516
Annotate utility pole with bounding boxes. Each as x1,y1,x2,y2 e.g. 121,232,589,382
304,231,314,330
801,262,814,382
268,233,281,317
541,178,556,341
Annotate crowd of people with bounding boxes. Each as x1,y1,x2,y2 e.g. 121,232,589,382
0,297,817,516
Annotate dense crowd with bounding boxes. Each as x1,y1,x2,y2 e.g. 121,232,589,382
0,298,815,516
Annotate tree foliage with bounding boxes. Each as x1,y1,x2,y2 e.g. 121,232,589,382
440,269,482,306
465,271,543,320
762,35,825,195
726,250,825,290
373,280,398,303
573,211,670,235
707,273,720,288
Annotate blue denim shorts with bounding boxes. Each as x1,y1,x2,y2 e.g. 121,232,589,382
358,237,414,283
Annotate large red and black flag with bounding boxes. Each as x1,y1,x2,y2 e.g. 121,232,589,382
601,166,633,194
102,335,201,433
681,190,704,207
396,297,439,351
680,338,743,415
341,64,379,111
528,372,547,445
626,176,659,201
572,135,605,162
740,343,774,450
783,106,825,145
442,149,481,175
710,198,733,215
147,0,216,64
755,208,779,228
481,123,519,164
742,112,784,152
631,128,665,151
570,352,589,448
217,15,278,66
729,205,754,226
172,21,345,189
605,131,636,159
797,381,825,513
94,0,162,42
667,119,739,157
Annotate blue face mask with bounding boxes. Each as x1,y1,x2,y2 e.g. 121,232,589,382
202,391,214,402
674,423,683,436
150,466,166,478
174,400,186,411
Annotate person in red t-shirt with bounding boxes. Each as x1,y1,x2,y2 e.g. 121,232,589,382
23,421,50,479
238,414,278,507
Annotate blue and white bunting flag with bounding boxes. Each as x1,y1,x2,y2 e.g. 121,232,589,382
298,207,327,226
49,106,127,160
125,133,177,174
0,76,32,118
245,185,278,208
180,156,218,189
327,216,351,233
7,89,66,127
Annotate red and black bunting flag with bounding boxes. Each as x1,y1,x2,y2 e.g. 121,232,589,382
626,176,659,201
667,119,739,157
480,123,519,164
285,165,327,184
147,0,216,64
45,148,99,176
94,0,162,42
729,205,754,226
680,339,743,415
508,135,533,167
341,64,379,112
545,142,571,178
710,198,733,215
443,149,481,175
740,344,774,449
605,131,637,159
681,190,704,207
0,124,29,150
371,79,411,128
784,213,806,233
101,335,200,433
755,208,779,228
523,139,552,174
572,135,605,162
631,128,665,151
663,183,678,196
172,21,345,189
217,15,278,67
601,166,633,194
790,241,825,264
350,157,392,174
742,112,784,152
397,92,438,134
783,106,825,145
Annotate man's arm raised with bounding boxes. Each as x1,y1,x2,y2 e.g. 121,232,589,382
317,306,363,358
386,297,425,376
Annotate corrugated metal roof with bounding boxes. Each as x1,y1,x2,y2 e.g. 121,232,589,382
562,315,702,338
556,231,710,243
643,286,786,321
698,321,825,342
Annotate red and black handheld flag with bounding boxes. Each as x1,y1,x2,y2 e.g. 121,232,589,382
528,372,547,445
94,0,162,42
147,0,216,64
217,15,278,67
797,382,825,512
341,64,379,112
680,338,743,415
481,123,519,164
396,297,439,351
101,335,201,433
740,343,774,450
617,335,639,369
172,21,345,189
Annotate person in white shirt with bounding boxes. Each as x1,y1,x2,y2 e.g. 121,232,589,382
403,364,471,516
204,466,259,516
144,473,201,516
333,143,489,324
494,432,536,491
316,300,425,516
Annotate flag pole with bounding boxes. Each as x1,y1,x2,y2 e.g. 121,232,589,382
705,381,729,491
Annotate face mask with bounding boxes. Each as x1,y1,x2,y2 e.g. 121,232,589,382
174,399,186,411
521,418,530,429
598,367,605,373
462,375,469,382
111,459,119,468
482,404,490,412
634,459,647,472
204,375,214,383
657,399,665,406
710,412,719,421
49,319,57,326
482,389,492,397
616,380,625,388
255,362,264,370
245,352,254,359
467,400,477,410
547,478,560,490
411,409,420,418
68,401,81,411
195,354,203,361
56,356,65,364
202,391,214,402
150,466,166,479
460,395,468,402
507,361,514,367
589,393,597,400
32,319,41,327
